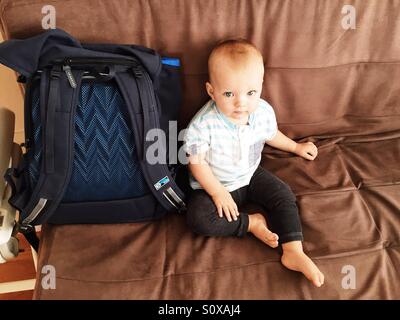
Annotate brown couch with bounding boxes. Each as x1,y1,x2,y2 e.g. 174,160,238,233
1,0,399,299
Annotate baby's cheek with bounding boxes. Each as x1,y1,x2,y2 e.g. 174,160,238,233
248,104,259,113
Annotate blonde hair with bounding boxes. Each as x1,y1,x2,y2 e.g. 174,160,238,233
208,39,263,82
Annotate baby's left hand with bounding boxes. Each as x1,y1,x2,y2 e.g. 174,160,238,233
294,142,318,161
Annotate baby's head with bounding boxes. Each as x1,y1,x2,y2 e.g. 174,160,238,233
206,39,264,123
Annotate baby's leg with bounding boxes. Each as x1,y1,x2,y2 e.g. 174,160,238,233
186,189,249,237
281,241,325,287
247,166,324,287
187,189,279,246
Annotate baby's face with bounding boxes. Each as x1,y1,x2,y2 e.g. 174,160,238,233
206,59,264,124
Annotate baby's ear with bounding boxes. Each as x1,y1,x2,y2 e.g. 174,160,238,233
205,82,215,100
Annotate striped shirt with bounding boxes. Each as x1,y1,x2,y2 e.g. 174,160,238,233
183,98,278,192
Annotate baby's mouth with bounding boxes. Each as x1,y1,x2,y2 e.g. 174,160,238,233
234,111,246,115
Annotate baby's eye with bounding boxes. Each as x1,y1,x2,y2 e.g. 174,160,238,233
223,92,233,98
247,90,257,96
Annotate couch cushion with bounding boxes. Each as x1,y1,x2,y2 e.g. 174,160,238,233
33,138,400,299
263,134,400,195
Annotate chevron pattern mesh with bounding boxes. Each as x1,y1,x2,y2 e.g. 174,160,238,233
28,80,149,202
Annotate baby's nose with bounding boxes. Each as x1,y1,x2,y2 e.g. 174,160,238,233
235,103,247,111
234,98,247,109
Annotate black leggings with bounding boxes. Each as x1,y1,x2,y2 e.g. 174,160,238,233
186,166,303,244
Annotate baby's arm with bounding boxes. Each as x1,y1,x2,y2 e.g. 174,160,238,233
188,153,239,222
266,130,318,160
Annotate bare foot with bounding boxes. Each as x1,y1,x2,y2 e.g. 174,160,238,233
248,213,279,248
281,241,325,287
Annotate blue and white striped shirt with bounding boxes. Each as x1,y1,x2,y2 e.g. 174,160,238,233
183,99,278,192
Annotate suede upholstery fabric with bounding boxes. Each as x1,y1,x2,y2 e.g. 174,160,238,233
0,0,399,299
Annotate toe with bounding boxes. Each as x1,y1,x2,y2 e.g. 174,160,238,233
319,273,325,285
266,239,279,248
313,273,325,287
266,231,279,241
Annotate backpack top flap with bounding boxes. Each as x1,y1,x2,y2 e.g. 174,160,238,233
0,28,162,80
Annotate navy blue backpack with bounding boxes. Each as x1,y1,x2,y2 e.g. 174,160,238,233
0,29,187,245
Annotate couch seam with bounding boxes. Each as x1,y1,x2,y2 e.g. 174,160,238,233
295,182,400,197
265,61,400,70
278,114,400,126
183,61,400,76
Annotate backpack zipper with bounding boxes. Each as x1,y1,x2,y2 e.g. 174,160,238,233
62,57,138,66
54,57,139,88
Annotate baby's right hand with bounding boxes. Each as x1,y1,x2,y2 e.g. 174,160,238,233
211,188,239,222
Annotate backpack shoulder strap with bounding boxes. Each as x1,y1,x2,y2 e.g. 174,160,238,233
115,66,186,213
19,66,84,227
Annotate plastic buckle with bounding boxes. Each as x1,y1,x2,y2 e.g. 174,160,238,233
50,71,60,80
50,66,62,80
18,223,35,234
132,67,143,78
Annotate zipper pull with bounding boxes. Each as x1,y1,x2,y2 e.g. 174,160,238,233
63,65,77,88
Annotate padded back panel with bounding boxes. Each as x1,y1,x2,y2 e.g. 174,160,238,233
28,80,149,202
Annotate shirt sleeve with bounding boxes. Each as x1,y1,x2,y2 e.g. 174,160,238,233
259,99,278,141
183,120,210,156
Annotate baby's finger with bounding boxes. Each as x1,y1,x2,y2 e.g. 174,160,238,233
233,203,239,217
217,204,223,218
307,149,316,157
230,206,238,221
309,149,317,157
235,207,240,216
308,142,317,151
223,206,232,222
304,152,315,160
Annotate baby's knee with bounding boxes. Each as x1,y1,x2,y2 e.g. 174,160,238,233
186,209,218,236
282,183,296,202
186,196,218,236
273,182,297,207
